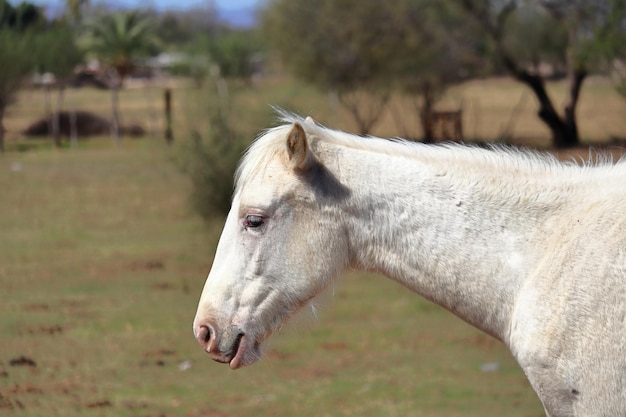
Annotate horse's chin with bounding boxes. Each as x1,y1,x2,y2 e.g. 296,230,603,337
229,334,261,370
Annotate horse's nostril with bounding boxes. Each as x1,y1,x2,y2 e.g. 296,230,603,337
195,325,212,350
219,325,244,358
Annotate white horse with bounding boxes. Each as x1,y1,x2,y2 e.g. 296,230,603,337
193,113,626,417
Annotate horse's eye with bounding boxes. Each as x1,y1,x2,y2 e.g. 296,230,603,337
245,214,264,229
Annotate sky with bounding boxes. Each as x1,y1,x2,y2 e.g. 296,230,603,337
27,0,261,11
107,0,262,11
27,0,265,27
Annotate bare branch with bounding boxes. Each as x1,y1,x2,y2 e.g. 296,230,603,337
457,0,517,40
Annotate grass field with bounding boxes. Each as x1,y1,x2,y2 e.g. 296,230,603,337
0,140,546,417
1,75,624,416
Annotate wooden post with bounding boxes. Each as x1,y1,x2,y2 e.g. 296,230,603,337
426,110,464,142
52,85,65,148
110,85,121,145
164,89,173,145
70,108,78,148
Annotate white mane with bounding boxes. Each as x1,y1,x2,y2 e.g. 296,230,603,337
235,112,624,194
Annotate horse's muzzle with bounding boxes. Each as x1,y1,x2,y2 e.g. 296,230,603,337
218,325,244,359
195,323,245,366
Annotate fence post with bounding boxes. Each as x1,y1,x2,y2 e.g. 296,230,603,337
164,89,173,145
70,108,78,148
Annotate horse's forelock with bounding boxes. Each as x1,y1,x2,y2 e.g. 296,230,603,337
234,125,291,194
234,111,326,194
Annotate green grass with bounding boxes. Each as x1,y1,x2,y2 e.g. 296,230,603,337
0,139,544,416
4,74,623,416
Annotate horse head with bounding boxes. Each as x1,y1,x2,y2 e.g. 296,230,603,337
192,120,350,369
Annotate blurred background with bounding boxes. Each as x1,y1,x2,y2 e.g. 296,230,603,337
0,0,625,416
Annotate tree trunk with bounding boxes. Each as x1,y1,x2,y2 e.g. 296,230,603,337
502,55,583,149
561,69,586,148
529,70,585,149
164,89,173,145
69,108,78,148
458,1,584,149
52,85,65,148
43,84,52,141
338,90,389,135
110,84,121,145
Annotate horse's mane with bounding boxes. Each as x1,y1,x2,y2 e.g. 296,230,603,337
235,110,625,193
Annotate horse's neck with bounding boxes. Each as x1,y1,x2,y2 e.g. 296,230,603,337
325,143,567,341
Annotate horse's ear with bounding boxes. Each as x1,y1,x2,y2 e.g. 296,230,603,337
286,122,311,171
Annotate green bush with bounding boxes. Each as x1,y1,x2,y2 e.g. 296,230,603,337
183,104,248,221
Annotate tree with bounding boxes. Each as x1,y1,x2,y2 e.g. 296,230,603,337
85,11,157,142
262,0,482,138
262,0,400,134
206,29,262,81
65,0,88,26
0,0,45,31
153,6,219,47
0,1,84,150
389,0,484,140
0,1,69,151
32,26,83,147
13,1,44,30
0,30,33,152
458,0,626,148
86,11,157,81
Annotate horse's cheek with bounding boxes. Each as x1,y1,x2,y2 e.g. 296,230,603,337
306,224,345,291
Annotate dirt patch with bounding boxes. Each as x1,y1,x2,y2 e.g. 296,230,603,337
144,349,176,357
459,333,500,350
85,399,112,408
320,342,348,351
22,111,145,138
26,324,64,336
285,365,335,379
130,259,165,271
186,410,231,417
150,282,175,290
7,383,43,395
0,393,24,410
22,303,50,312
9,356,36,367
0,383,43,410
140,349,177,367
